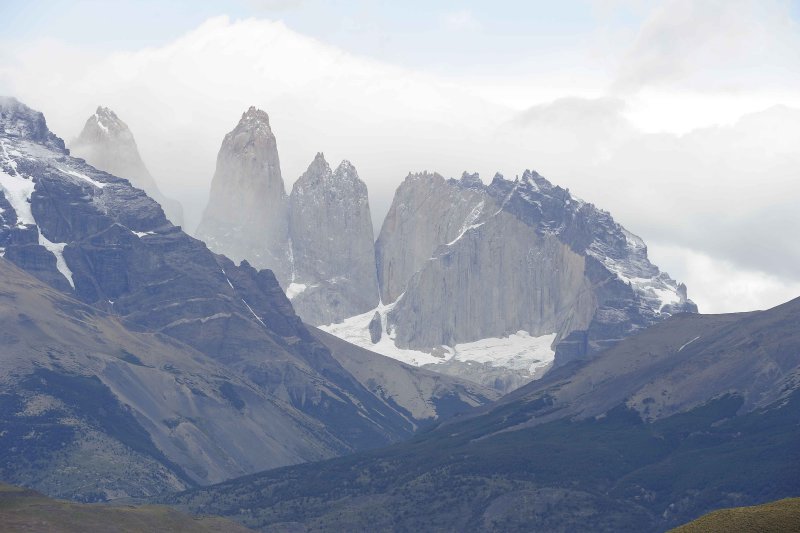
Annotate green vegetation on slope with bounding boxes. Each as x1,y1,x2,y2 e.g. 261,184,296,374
670,497,800,533
0,483,253,533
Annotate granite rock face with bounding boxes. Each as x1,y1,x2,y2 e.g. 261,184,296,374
376,172,488,304
370,170,697,370
197,109,381,326
196,107,291,285
1,98,481,498
70,106,184,226
287,154,380,325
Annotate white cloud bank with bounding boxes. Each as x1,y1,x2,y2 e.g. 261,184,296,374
0,12,797,313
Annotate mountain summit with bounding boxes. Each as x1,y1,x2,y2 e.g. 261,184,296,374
197,108,381,325
197,106,291,284
71,106,184,225
287,152,380,325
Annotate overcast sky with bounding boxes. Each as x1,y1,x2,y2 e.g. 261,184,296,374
1,0,798,313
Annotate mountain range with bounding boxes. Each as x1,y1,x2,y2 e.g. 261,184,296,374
0,97,495,500
1,96,796,532
196,107,697,393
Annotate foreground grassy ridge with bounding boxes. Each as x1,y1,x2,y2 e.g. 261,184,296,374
0,483,252,533
670,497,800,533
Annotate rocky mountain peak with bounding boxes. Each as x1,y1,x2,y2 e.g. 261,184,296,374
309,151,332,176
196,106,290,284
288,155,379,325
335,159,358,178
76,106,134,146
222,106,282,175
0,96,65,152
94,105,121,126
355,164,699,391
518,168,554,192
70,106,184,225
236,106,273,138
459,171,482,189
293,155,367,202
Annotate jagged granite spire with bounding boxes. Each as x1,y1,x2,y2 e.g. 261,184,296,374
288,153,380,325
196,106,291,285
70,106,184,225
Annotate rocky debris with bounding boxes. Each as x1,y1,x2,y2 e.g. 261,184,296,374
311,327,499,424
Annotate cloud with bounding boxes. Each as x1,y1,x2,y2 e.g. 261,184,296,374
0,16,508,232
613,0,800,93
441,9,481,32
505,99,800,295
246,0,308,11
648,243,800,313
0,14,797,313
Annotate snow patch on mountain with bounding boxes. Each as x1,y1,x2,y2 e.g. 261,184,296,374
286,282,309,300
59,167,107,189
321,302,556,376
1,140,75,287
587,229,686,313
38,236,74,288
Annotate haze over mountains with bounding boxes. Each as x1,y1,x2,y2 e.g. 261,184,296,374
197,109,381,326
6,13,798,315
1,94,798,532
1,3,798,531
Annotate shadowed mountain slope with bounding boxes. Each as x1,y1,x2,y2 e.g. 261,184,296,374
161,296,800,532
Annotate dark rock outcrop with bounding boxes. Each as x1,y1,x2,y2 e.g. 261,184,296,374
368,311,382,344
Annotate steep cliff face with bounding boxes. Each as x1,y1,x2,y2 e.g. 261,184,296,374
287,154,379,325
70,107,184,226
196,108,382,326
375,172,487,304
327,169,696,392
196,107,291,285
388,209,595,349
